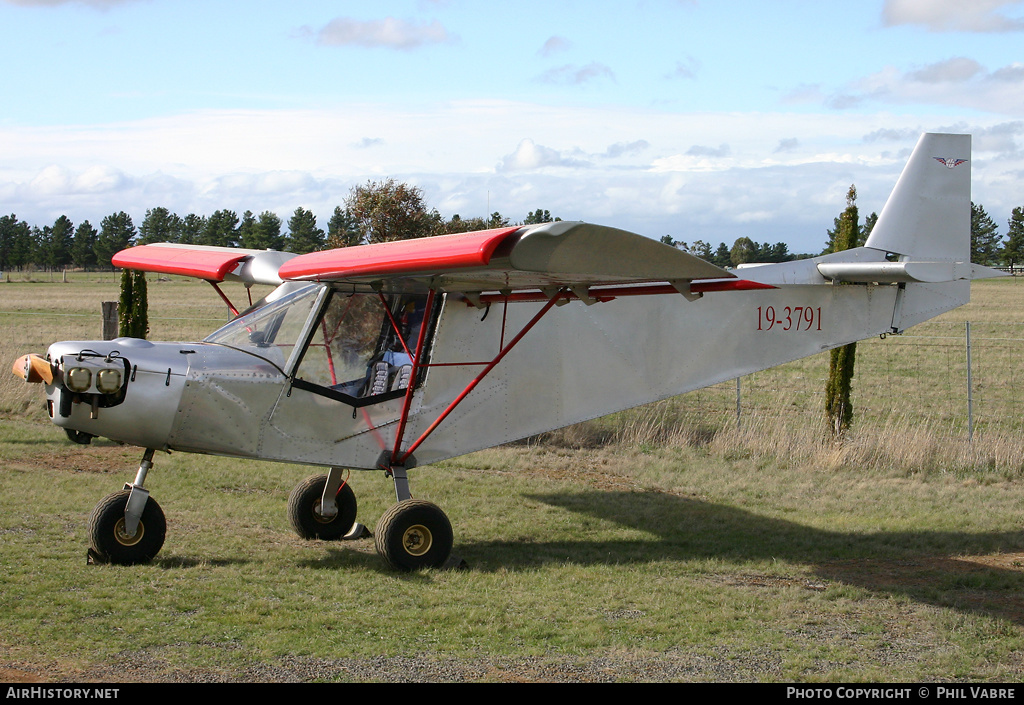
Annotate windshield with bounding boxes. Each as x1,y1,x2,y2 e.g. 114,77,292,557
204,283,323,369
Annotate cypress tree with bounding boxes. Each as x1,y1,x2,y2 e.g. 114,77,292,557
825,186,859,438
118,269,149,339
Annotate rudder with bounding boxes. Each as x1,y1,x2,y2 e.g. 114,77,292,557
864,133,971,262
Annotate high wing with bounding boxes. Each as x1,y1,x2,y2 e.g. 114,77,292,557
275,222,763,302
111,243,298,286
113,223,773,308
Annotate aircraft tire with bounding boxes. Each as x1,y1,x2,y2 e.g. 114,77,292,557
375,499,453,571
87,490,166,565
287,475,358,541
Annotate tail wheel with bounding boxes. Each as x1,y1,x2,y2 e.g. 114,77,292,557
287,475,358,540
375,499,453,571
87,490,166,565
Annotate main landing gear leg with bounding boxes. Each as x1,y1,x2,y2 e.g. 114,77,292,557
287,469,361,541
87,448,166,565
374,459,463,572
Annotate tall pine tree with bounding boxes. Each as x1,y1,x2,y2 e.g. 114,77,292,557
971,202,1002,266
1003,207,1024,270
287,207,325,253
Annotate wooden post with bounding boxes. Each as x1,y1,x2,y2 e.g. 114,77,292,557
101,302,118,340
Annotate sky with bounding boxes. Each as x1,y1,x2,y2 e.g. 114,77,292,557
1,0,1023,254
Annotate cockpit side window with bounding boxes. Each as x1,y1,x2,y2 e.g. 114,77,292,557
204,283,323,370
291,290,431,406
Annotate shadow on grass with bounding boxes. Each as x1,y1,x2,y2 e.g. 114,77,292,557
454,491,1024,624
154,556,250,569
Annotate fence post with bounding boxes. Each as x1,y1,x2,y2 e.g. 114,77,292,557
101,301,118,341
966,321,974,442
736,377,742,428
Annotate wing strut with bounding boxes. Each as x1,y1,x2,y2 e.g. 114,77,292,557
389,289,565,468
209,282,241,317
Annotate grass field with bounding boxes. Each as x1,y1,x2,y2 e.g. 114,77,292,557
1,273,1023,683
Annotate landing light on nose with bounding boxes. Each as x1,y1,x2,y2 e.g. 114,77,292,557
66,366,92,393
96,368,123,395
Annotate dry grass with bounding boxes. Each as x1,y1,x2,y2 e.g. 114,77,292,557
537,403,1024,484
3,275,1024,682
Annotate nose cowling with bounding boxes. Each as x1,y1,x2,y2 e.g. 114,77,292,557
38,339,190,450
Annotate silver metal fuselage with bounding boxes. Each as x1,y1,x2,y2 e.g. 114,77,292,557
41,264,970,471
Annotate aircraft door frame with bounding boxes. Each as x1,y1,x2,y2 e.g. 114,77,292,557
285,287,440,409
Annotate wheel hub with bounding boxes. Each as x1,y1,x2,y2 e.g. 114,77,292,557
113,518,144,546
401,524,433,556
312,501,336,525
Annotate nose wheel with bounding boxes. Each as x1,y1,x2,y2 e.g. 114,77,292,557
87,489,166,565
87,449,165,565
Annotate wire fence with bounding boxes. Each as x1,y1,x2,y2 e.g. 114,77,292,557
4,284,1023,443
688,321,1024,438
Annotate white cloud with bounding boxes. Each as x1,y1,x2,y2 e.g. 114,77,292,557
354,137,384,149
774,138,800,153
666,57,700,80
906,57,985,83
686,143,731,158
790,58,1024,116
1,104,1021,254
309,17,455,50
862,128,921,143
497,138,589,172
882,0,1024,32
75,165,130,193
603,140,650,159
535,62,615,86
850,59,1024,114
538,36,572,57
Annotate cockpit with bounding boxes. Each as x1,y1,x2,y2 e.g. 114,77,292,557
204,283,434,407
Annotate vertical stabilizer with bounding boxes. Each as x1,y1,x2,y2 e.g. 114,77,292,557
864,133,971,262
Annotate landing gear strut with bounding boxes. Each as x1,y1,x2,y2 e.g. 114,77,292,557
375,498,454,571
287,470,359,540
374,460,457,571
87,449,165,565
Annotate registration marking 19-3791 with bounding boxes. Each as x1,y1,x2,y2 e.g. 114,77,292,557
757,306,823,332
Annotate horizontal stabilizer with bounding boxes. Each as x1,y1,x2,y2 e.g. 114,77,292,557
817,261,1008,283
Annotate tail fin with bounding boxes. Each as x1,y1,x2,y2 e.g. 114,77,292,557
864,133,971,262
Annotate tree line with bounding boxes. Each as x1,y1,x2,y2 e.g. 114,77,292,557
2,176,1021,272
661,199,1024,269
0,179,562,272
659,234,807,267
970,203,1024,267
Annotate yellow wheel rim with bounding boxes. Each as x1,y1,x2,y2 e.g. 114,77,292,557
113,518,144,547
401,524,433,556
312,501,335,525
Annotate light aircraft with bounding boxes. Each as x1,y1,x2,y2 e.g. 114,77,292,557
13,133,1004,571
